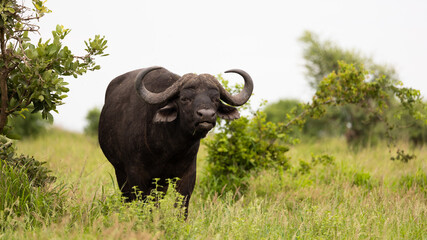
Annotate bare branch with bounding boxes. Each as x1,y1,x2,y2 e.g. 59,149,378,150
11,36,30,67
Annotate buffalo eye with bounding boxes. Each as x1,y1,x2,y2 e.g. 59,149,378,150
180,97,192,104
209,92,220,103
212,96,220,104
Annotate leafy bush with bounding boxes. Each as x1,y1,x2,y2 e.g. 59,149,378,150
0,137,56,187
352,171,374,190
203,111,291,195
0,138,65,230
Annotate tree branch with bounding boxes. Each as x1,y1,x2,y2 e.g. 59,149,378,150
283,99,335,129
11,36,30,66
0,27,10,133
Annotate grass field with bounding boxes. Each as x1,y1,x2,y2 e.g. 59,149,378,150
2,128,426,239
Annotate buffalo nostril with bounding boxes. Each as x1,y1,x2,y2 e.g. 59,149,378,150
197,109,215,118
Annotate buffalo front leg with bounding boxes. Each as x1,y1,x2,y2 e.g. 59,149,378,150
175,165,197,219
113,167,132,201
122,165,153,202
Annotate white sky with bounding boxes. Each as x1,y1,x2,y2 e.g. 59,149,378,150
35,0,427,132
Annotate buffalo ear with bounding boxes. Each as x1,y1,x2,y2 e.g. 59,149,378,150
218,102,240,120
154,102,178,123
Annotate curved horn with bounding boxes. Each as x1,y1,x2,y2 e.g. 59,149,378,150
217,69,254,106
135,66,182,104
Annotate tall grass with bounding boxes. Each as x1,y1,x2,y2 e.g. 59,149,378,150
2,129,425,239
0,159,66,231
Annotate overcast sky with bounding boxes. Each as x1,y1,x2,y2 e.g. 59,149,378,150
35,0,427,132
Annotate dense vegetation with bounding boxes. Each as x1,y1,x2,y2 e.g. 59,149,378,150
0,129,424,239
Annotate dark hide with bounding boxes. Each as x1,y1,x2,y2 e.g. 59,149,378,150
98,67,248,217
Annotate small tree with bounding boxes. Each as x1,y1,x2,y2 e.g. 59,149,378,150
0,2,106,228
0,0,108,134
298,31,419,146
299,31,399,89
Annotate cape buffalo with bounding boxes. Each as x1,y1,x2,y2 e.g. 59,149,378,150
98,66,253,216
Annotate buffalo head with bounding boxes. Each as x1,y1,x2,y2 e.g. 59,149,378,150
135,67,253,138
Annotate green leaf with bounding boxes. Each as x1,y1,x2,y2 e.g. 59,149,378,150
6,7,15,13
46,112,54,124
48,44,59,56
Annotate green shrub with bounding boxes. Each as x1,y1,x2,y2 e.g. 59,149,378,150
0,138,65,231
0,138,56,187
202,76,291,195
203,111,291,195
352,170,374,190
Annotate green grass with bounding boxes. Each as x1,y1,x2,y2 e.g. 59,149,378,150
2,129,426,239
